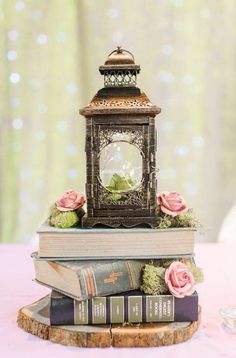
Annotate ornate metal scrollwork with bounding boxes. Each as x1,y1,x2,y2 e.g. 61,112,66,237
88,98,153,108
97,127,145,153
104,70,137,87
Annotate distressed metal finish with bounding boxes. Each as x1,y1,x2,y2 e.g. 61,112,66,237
80,93,160,116
82,217,159,229
99,47,140,88
80,48,161,228
87,95,153,108
104,46,135,65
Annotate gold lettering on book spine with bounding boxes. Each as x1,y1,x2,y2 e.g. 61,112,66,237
104,271,124,284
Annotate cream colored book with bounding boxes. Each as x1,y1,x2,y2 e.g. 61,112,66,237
37,222,196,259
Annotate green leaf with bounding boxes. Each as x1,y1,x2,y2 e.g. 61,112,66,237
107,173,136,191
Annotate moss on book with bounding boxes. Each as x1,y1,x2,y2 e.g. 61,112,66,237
140,260,204,296
49,204,85,229
155,210,201,230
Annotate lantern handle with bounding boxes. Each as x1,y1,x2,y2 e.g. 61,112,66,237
108,46,135,61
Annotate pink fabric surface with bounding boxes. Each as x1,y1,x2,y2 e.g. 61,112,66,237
0,243,236,358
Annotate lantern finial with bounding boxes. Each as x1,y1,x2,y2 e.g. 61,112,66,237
117,45,122,53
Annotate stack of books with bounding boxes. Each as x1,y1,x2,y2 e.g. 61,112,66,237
32,222,199,325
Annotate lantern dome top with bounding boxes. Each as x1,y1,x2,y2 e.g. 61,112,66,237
99,47,140,88
79,48,161,116
104,47,135,65
99,46,140,73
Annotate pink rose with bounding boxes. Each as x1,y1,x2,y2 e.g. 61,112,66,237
56,190,85,212
165,262,195,298
157,191,188,217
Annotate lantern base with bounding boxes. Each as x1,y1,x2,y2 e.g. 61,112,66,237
81,216,158,229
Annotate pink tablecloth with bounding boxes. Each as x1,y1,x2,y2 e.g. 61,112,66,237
0,243,236,358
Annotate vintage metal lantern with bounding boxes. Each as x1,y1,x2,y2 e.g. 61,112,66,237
80,47,161,228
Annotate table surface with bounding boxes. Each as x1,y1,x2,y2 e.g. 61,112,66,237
0,243,236,358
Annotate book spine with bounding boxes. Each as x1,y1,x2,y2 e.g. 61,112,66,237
78,260,144,300
50,292,198,325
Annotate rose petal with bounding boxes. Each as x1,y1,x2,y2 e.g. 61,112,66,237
56,206,74,212
161,195,171,208
56,190,86,211
161,205,179,217
171,271,181,287
164,261,195,298
157,191,188,216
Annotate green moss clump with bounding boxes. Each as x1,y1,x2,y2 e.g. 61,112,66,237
155,210,201,229
140,264,168,295
52,211,79,228
49,204,61,218
174,211,200,228
157,216,172,229
48,204,60,226
187,263,204,283
48,203,85,228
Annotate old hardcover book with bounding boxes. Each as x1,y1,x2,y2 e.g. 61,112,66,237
32,253,146,301
37,222,196,259
50,290,199,325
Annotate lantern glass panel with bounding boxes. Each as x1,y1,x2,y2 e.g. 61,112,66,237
99,141,142,194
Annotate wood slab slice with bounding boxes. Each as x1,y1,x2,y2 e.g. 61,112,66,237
17,295,201,348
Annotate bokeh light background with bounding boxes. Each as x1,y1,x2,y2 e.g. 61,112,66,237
1,0,236,243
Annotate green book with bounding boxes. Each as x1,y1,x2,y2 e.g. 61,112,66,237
32,253,146,301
